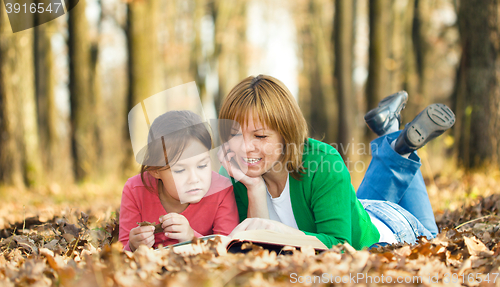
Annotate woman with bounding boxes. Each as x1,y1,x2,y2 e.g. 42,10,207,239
218,75,454,249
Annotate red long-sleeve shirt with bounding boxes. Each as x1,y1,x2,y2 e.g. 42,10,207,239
119,171,239,251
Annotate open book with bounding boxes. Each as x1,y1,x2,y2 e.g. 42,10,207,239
161,229,328,255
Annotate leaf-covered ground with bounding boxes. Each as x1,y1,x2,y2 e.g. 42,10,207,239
1,170,500,286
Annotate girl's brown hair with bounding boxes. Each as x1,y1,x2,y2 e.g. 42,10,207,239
218,75,308,180
140,110,212,195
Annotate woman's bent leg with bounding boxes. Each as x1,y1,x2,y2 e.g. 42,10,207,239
398,169,438,236
357,131,438,237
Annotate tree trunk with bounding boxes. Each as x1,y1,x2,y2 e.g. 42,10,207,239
236,2,247,84
68,0,98,181
406,0,431,117
0,6,42,187
334,0,355,158
296,0,336,143
388,0,415,93
311,0,336,144
125,0,160,173
190,0,206,103
213,0,247,113
401,0,419,118
455,0,500,168
0,7,25,187
366,0,392,111
35,20,57,181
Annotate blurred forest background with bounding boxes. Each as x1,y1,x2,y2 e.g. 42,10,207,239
0,0,499,213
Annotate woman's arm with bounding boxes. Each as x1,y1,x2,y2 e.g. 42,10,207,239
298,149,381,249
245,182,269,219
218,144,363,248
302,154,353,247
225,152,359,248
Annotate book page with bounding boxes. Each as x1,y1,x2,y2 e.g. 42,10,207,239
230,230,327,250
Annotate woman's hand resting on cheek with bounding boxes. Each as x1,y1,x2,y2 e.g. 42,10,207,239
218,144,270,218
129,226,155,251
217,144,266,189
160,213,195,242
229,218,305,238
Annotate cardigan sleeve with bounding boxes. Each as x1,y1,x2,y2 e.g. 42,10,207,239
301,152,354,248
119,180,142,251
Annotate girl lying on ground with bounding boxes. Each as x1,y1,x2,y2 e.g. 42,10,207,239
119,110,239,251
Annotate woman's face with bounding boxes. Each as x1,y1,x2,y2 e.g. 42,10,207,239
227,113,284,178
157,139,212,204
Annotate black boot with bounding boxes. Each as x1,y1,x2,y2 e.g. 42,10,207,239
394,103,455,155
364,91,408,136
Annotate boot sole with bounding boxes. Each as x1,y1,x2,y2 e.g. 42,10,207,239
404,103,455,149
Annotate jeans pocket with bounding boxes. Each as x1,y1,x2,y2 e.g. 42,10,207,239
362,200,420,244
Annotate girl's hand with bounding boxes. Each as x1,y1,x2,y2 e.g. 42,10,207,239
160,213,195,242
228,218,305,238
217,143,266,189
129,226,155,252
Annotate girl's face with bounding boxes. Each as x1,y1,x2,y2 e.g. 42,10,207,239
156,139,212,204
228,113,284,178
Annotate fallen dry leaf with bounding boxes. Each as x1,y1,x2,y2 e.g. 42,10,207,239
137,221,163,234
0,177,500,286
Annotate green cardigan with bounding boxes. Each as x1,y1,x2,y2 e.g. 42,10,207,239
219,138,380,250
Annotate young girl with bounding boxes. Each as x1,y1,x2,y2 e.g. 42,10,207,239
119,110,239,251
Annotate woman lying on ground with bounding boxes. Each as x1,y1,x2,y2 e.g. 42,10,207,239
218,75,455,249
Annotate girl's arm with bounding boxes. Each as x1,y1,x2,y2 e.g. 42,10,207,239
119,180,144,251
212,186,240,236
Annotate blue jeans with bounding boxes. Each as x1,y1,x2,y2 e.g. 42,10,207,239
356,131,438,244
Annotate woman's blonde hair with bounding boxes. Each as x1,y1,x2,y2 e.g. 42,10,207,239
219,75,308,180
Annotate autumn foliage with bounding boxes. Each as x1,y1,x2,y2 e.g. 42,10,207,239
0,188,498,286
